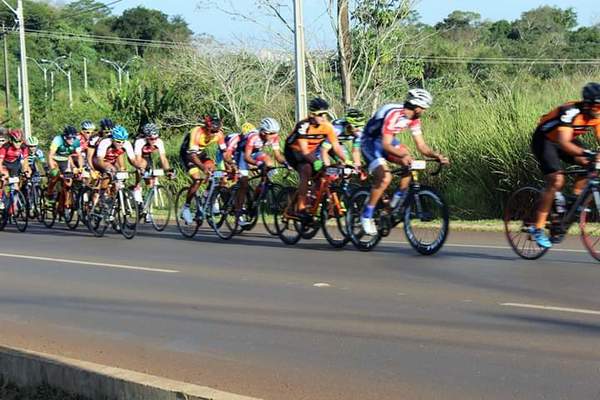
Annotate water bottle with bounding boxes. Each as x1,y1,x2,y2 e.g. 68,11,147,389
554,192,566,214
390,190,406,209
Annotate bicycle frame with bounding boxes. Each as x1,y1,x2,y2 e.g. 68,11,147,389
552,169,600,236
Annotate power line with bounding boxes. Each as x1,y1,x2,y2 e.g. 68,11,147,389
68,0,124,19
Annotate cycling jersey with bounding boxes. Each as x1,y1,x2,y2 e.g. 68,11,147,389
77,133,90,152
362,104,421,140
227,130,279,176
188,126,226,154
535,101,600,142
322,119,362,150
286,119,338,153
134,137,166,158
532,102,600,174
0,143,28,164
96,138,135,165
50,135,82,162
27,148,45,172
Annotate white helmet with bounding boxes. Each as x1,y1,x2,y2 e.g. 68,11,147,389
259,117,280,133
406,88,433,109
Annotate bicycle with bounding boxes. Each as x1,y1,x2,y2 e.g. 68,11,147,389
346,160,449,254
273,165,357,248
22,172,44,222
138,168,175,231
0,174,28,232
41,170,80,230
85,171,139,239
505,162,600,261
225,165,292,237
174,169,226,239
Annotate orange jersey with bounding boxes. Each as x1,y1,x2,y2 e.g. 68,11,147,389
536,101,600,142
286,120,338,153
188,126,226,153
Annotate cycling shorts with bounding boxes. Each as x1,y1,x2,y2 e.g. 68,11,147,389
361,137,408,172
531,130,584,175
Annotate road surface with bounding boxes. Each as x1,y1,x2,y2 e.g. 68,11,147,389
1,223,599,400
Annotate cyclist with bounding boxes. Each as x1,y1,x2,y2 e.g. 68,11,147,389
320,107,365,170
284,97,348,219
88,118,114,174
232,117,286,226
25,136,46,176
94,125,141,176
179,115,226,224
0,129,31,209
78,120,95,157
220,122,256,170
360,89,449,235
529,82,600,248
133,122,174,205
0,127,7,147
46,126,84,204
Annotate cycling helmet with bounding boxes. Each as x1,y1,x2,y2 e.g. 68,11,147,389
141,123,159,138
99,118,115,131
63,125,78,139
81,120,96,131
406,88,433,109
8,129,23,142
112,125,129,141
26,136,39,147
259,117,280,134
241,122,256,135
205,114,222,132
583,82,600,104
308,97,330,113
345,108,366,128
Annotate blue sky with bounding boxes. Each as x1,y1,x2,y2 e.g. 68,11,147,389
108,0,599,42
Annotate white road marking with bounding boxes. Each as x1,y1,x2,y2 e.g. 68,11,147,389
0,252,179,274
500,302,600,316
313,283,331,288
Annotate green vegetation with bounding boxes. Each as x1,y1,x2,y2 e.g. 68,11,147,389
0,1,599,219
0,379,87,400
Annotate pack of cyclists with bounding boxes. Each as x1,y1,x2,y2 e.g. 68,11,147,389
0,82,599,256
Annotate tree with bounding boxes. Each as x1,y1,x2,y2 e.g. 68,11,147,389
435,10,481,31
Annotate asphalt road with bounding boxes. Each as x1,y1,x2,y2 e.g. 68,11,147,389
0,222,599,400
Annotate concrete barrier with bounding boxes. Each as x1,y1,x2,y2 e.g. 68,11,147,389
0,345,261,400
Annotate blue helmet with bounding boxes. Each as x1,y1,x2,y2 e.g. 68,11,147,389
112,125,129,141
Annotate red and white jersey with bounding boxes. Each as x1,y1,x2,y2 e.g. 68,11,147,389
363,104,422,140
96,138,135,164
243,130,280,153
134,137,166,157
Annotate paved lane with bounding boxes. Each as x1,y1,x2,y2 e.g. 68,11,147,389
1,224,599,400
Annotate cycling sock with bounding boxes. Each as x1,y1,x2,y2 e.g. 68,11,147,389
362,204,375,219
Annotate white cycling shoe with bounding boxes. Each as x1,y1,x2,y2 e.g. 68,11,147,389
361,217,378,235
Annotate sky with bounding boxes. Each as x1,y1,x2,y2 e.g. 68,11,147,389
107,0,599,43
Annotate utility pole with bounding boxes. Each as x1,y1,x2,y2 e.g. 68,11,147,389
293,0,307,120
50,71,54,101
83,57,88,92
41,56,71,109
101,56,141,89
16,0,31,138
2,23,9,116
16,65,21,112
27,57,49,101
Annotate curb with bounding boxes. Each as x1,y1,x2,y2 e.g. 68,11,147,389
0,345,262,400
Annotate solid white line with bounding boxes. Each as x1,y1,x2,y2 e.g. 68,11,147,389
0,252,179,274
500,302,600,316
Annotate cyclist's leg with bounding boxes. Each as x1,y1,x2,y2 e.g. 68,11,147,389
363,138,392,208
386,143,412,192
235,152,249,212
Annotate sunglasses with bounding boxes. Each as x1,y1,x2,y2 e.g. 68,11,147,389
148,136,159,140
113,139,126,144
82,130,95,135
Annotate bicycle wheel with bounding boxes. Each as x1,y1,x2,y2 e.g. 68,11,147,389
274,187,302,245
41,193,57,229
403,186,449,255
175,187,200,238
240,189,259,232
321,192,350,249
116,189,139,239
346,189,382,251
209,186,237,240
64,189,80,230
579,190,600,261
147,185,173,232
12,190,28,232
260,184,281,236
78,187,94,228
0,194,7,231
88,194,109,237
504,186,549,260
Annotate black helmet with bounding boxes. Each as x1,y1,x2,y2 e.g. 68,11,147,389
205,114,222,132
308,97,330,113
63,125,78,139
100,118,115,131
583,82,600,104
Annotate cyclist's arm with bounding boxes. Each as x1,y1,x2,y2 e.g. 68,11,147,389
298,138,316,162
327,129,348,164
412,134,448,163
320,145,331,167
352,146,362,168
47,149,58,170
86,146,96,171
124,142,143,169
556,127,586,157
382,135,409,160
